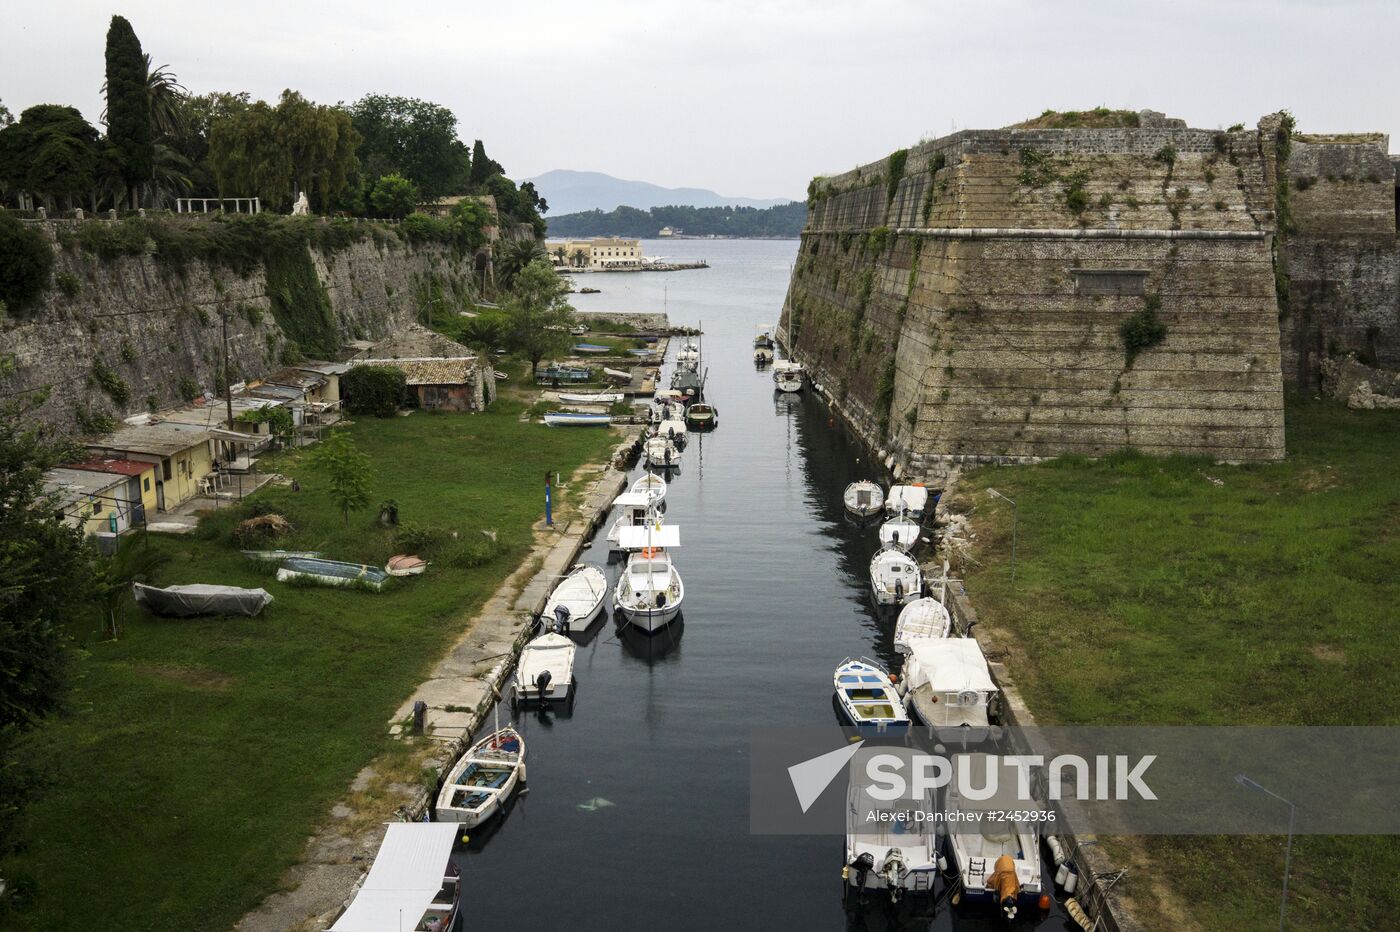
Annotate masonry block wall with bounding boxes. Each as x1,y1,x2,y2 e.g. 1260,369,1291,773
779,114,1289,471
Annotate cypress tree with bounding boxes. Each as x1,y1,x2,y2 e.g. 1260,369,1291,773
468,138,500,186
104,15,151,208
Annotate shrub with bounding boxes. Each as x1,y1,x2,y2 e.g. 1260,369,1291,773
1153,145,1178,168
1120,296,1169,367
886,148,909,203
176,376,201,400
342,364,408,417
91,358,131,407
55,271,82,298
393,522,448,555
0,213,55,313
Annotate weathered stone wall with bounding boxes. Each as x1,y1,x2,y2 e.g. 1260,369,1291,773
0,223,475,436
781,115,1288,471
1280,134,1400,385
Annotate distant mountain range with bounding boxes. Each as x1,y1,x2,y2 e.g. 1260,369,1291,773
522,169,793,216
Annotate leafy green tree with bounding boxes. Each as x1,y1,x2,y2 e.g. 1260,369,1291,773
0,212,55,314
0,397,96,859
0,99,12,127
502,258,575,376
342,365,408,417
348,95,470,199
494,237,546,290
369,172,418,219
276,90,359,211
308,431,374,524
208,99,290,207
207,92,358,211
0,105,101,211
104,15,152,208
447,198,491,253
457,308,511,350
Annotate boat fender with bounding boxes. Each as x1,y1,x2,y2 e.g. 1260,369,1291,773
1055,862,1069,887
1064,897,1093,931
1047,834,1066,866
519,763,527,784
1063,865,1079,894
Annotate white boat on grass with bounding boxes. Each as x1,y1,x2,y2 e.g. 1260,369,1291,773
886,483,933,518
878,515,921,551
541,563,608,629
242,548,321,562
943,753,1043,918
845,779,938,902
631,473,667,506
513,628,576,703
773,360,805,393
603,367,633,382
870,546,922,606
543,411,612,427
844,480,885,518
277,557,389,591
900,637,998,729
612,539,684,633
328,823,460,932
643,434,680,469
893,597,952,653
833,657,909,731
558,391,623,404
434,727,525,827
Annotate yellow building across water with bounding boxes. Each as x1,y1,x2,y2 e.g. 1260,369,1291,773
546,237,643,269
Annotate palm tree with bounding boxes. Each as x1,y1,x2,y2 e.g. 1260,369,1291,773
95,535,167,639
143,57,188,138
494,238,547,290
149,142,192,209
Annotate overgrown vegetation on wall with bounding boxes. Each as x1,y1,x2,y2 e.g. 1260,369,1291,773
1119,295,1169,367
0,213,55,316
263,246,338,359
1271,112,1297,315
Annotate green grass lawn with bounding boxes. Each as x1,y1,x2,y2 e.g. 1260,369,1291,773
958,396,1400,929
0,401,616,932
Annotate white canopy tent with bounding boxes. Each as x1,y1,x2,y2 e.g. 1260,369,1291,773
904,638,996,694
330,823,458,932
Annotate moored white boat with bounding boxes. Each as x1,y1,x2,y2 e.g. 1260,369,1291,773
676,339,701,370
328,824,460,932
900,637,998,729
844,778,939,902
612,548,684,632
893,597,952,653
886,483,932,518
650,389,685,424
543,411,612,427
878,515,921,551
942,753,1043,918
656,419,687,446
631,473,667,506
844,480,885,518
685,402,717,430
753,345,774,365
643,434,680,469
541,563,608,629
833,657,909,730
606,492,660,550
513,628,576,703
434,727,525,827
870,546,922,605
772,360,805,393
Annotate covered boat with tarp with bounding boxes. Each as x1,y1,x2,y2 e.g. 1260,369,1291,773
329,823,460,932
132,582,273,618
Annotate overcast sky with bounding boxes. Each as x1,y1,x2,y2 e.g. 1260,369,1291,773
5,1,1398,201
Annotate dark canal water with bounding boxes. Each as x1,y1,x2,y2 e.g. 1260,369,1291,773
451,240,1067,930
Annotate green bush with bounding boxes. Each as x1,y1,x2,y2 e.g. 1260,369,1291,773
55,271,82,298
1120,296,1169,367
0,213,55,314
886,148,909,203
92,358,131,407
343,364,408,417
176,376,201,400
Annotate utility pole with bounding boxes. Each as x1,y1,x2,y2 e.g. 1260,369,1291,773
222,311,234,429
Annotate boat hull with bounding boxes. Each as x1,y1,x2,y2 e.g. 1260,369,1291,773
613,598,682,632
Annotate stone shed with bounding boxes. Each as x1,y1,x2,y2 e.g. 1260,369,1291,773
357,324,496,412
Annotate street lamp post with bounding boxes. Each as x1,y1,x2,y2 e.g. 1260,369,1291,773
986,488,1018,581
1235,773,1295,931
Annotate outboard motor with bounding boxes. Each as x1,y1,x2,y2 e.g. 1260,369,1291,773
882,848,907,902
849,851,875,890
891,531,900,548
553,604,572,635
535,668,553,703
894,579,905,603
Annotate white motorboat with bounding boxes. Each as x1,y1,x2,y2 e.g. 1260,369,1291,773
886,483,932,518
541,563,608,629
650,389,685,424
434,727,525,827
833,658,909,730
558,391,623,404
385,554,429,576
870,546,922,606
543,411,611,427
893,597,953,653
773,360,805,393
844,480,885,519
513,628,576,703
943,753,1043,918
607,492,661,550
676,339,701,370
329,824,460,932
878,515,921,551
631,473,667,506
643,434,680,469
844,778,939,902
656,419,687,446
900,637,998,728
754,345,774,365
754,324,775,348
612,548,684,632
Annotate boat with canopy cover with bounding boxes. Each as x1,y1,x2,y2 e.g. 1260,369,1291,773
329,823,460,932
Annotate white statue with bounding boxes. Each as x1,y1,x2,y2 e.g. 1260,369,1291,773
292,192,310,216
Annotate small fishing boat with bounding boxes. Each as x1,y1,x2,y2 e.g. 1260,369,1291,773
845,779,939,902
753,345,774,365
536,364,592,383
833,657,909,730
893,597,953,653
671,368,702,402
241,549,322,562
434,727,525,827
570,323,589,335
878,515,921,551
385,554,428,576
899,637,998,728
603,367,633,381
627,348,658,358
643,434,680,469
773,360,805,393
558,391,623,404
132,582,274,618
754,325,775,349
541,563,609,629
685,402,717,430
942,753,1043,918
844,480,885,518
276,558,389,591
572,343,611,354
543,411,612,427
613,547,685,632
513,627,576,703
631,473,667,506
607,493,661,550
650,389,685,424
870,546,922,606
676,339,700,371
656,419,687,446
493,370,509,381
886,483,933,518
328,823,460,932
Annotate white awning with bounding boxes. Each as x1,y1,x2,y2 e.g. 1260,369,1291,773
612,492,654,508
330,823,458,932
617,524,680,550
906,638,996,692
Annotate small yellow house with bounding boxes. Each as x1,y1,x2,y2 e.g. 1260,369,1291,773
87,421,214,511
45,458,157,536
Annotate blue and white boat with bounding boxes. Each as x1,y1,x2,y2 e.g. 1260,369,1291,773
834,658,909,730
276,557,389,591
543,411,612,427
573,343,611,354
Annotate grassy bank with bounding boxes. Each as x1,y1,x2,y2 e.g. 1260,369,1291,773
0,401,616,931
957,396,1400,929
